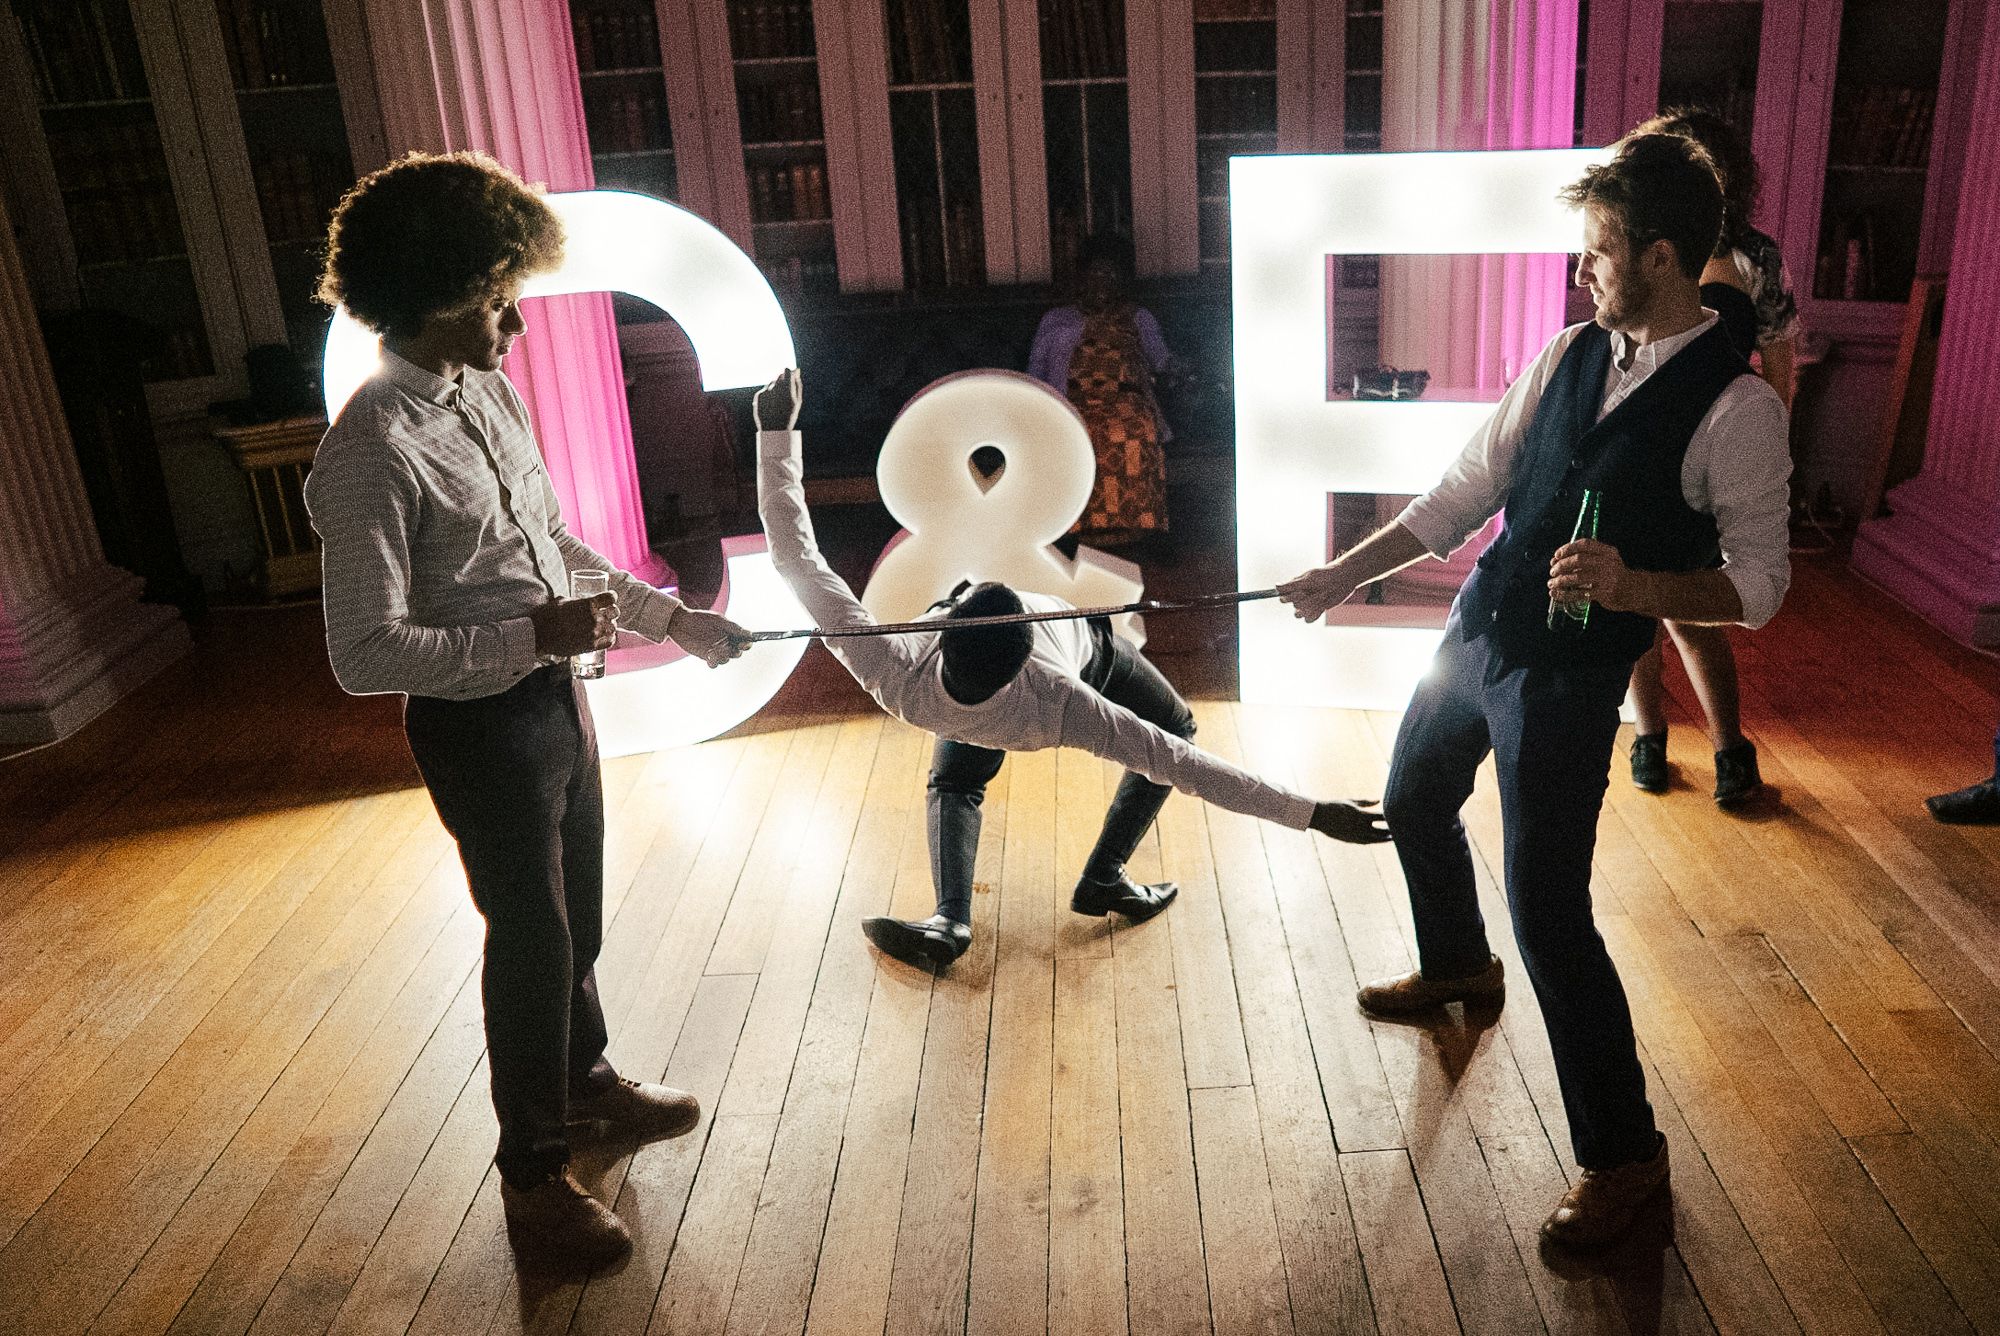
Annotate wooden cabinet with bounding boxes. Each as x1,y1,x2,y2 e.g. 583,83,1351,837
1583,0,1983,520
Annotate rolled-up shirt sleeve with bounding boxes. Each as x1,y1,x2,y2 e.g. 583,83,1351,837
1396,325,1580,558
1694,382,1793,628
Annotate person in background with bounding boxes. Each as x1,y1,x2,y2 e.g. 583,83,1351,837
1623,107,1804,807
1927,725,2000,823
304,151,749,1273
1027,233,1176,549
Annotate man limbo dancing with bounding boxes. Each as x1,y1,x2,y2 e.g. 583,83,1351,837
752,368,1388,972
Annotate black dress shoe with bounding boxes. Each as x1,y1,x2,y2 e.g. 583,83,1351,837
1629,733,1668,794
861,914,971,971
1070,873,1179,924
1927,780,2000,825
1713,739,1762,808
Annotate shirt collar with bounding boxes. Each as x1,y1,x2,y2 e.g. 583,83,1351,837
1609,310,1720,375
378,345,464,408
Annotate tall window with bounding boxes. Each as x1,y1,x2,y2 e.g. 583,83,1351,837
1192,0,1276,268
1039,0,1129,283
572,0,677,203
1813,0,1946,302
1658,0,1762,133
729,0,836,297
13,0,213,380
216,0,357,365
885,0,984,287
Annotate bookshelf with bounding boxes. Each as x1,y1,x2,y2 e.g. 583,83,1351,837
1810,0,1947,303
1038,0,1130,284
884,0,983,288
215,0,355,366
1658,0,1761,135
726,0,836,298
573,0,677,203
10,0,213,383
1192,0,1275,269
1339,0,1381,293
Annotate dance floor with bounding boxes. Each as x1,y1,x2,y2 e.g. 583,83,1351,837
2,553,1998,1336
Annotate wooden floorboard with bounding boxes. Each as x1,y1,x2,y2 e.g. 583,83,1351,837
1,562,1999,1334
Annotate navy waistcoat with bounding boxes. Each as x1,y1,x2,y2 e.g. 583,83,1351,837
1454,321,1751,666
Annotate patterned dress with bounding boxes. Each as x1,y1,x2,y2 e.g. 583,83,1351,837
1065,306,1167,539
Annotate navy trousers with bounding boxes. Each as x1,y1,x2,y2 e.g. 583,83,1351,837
926,622,1196,922
404,664,619,1187
1383,614,1657,1171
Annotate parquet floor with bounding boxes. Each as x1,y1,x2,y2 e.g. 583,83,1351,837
3,555,2000,1335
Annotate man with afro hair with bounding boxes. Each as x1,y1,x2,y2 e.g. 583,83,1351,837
305,150,749,1272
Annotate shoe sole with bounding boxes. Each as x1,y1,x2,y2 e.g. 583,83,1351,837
568,1107,700,1142
862,918,962,972
1714,784,1762,809
1357,987,1506,1017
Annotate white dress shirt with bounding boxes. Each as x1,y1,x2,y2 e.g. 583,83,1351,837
305,348,682,700
1397,315,1792,628
757,429,1315,829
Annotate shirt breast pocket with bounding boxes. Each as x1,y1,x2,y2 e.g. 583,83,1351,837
504,457,551,531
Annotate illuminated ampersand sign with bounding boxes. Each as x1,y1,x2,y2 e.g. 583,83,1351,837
1229,148,1609,708
323,189,808,756
861,370,1146,643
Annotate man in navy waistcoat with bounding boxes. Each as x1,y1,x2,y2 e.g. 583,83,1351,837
1279,134,1792,1248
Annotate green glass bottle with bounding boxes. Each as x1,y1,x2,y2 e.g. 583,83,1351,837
1546,487,1601,633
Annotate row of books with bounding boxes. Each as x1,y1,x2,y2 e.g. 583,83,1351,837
1193,0,1276,18
14,0,148,105
762,253,838,298
47,124,185,267
573,6,661,72
219,0,335,89
1195,73,1277,134
739,79,823,144
585,90,671,154
885,0,973,86
1039,0,1126,82
900,200,985,288
729,1,816,60
148,327,212,383
750,160,830,222
1827,85,1936,170
252,151,345,245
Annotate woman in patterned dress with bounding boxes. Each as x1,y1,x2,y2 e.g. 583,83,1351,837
1028,234,1175,547
1625,107,1804,808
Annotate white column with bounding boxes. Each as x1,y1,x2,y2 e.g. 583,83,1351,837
0,191,188,747
350,0,666,582
1852,1,2000,644
1377,0,1578,598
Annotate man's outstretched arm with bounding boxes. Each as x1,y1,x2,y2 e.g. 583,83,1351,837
752,368,907,682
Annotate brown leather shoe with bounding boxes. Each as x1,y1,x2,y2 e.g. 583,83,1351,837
1356,956,1505,1016
569,1078,701,1143
1540,1134,1671,1249
500,1168,632,1270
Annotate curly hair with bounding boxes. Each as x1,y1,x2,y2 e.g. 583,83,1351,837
316,151,564,337
1629,106,1758,256
1559,132,1723,283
